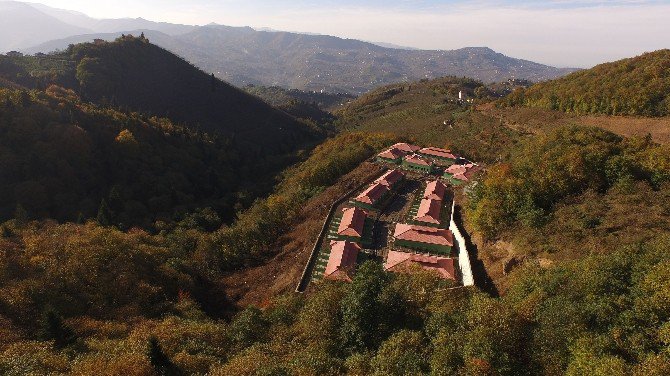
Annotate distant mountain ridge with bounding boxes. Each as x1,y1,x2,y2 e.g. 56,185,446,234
3,1,578,94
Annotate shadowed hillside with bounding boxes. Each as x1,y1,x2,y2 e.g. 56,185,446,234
69,35,324,153
0,86,239,226
3,36,326,154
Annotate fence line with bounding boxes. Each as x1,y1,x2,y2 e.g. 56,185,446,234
449,200,475,287
295,167,388,293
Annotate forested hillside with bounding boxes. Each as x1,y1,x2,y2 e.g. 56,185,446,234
0,86,238,226
70,36,324,152
335,76,520,163
2,123,669,375
504,49,670,116
243,85,354,125
2,36,326,152
0,36,333,225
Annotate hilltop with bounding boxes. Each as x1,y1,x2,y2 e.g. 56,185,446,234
1,35,326,163
335,76,521,163
0,36,332,226
69,36,325,149
504,49,670,116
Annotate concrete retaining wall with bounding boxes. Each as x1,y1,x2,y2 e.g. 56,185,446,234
449,200,475,287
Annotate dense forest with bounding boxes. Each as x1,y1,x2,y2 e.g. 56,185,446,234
0,85,240,226
503,49,670,116
243,85,355,111
2,124,669,375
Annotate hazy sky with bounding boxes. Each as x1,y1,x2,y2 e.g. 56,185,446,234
31,0,670,67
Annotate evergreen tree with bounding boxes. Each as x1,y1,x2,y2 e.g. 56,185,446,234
210,73,217,92
339,261,390,353
1,225,12,238
39,308,77,349
14,204,28,226
147,336,182,376
96,199,113,226
108,186,124,214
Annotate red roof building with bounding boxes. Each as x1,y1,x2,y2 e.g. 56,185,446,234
324,241,361,282
415,198,443,225
423,180,447,200
377,148,405,161
394,224,454,248
392,143,421,153
418,147,456,161
337,207,368,238
375,169,404,188
384,250,457,280
403,154,431,167
354,183,390,206
445,163,481,182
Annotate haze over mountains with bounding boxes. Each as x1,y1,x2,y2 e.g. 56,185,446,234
1,1,578,94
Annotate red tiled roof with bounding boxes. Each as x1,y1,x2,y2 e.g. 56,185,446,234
419,147,456,160
393,223,454,247
403,154,431,167
324,241,361,281
375,169,404,187
446,164,467,175
446,164,481,182
384,250,456,280
392,143,421,153
415,198,442,224
424,180,447,200
378,148,405,160
338,207,367,237
354,183,390,205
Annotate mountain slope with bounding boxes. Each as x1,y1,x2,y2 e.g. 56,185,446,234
504,49,670,116
0,86,238,225
24,24,577,94
23,2,196,35
0,1,90,51
29,36,324,155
